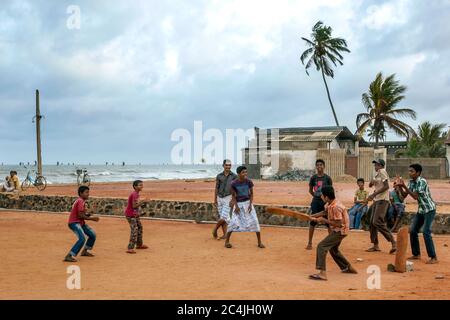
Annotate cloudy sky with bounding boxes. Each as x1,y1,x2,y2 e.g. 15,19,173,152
1,0,449,164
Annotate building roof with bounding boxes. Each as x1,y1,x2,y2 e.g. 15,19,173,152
360,141,408,148
256,126,357,142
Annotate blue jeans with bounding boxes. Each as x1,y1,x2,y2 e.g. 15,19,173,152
410,211,437,258
348,204,368,229
68,223,96,256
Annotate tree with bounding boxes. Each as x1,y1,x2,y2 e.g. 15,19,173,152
300,21,350,126
399,122,447,158
356,72,417,148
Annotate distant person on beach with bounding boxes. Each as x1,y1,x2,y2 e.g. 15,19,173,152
306,159,333,250
396,164,438,264
64,186,100,262
125,180,148,254
309,186,357,281
366,159,396,254
348,178,369,230
1,171,20,192
212,159,238,240
224,166,264,249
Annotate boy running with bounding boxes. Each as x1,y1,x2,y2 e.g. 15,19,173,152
225,166,264,249
309,186,357,281
125,180,148,254
64,186,99,262
306,159,333,250
396,164,438,264
213,159,238,240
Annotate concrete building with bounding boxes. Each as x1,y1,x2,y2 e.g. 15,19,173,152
446,130,450,177
243,126,362,178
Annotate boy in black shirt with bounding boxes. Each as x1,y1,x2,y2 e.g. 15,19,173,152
306,159,333,250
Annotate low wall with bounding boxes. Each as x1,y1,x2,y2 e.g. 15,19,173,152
1,194,450,234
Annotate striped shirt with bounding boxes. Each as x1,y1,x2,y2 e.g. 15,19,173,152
408,176,436,214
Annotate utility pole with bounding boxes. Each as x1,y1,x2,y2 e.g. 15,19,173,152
35,90,43,176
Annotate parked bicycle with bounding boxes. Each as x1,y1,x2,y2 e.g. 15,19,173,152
21,167,47,191
76,168,91,186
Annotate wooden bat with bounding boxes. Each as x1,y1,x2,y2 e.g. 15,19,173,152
394,226,409,272
266,207,312,221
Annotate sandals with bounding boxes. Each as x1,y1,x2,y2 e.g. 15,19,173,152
366,247,381,252
225,243,232,249
309,274,327,281
136,245,149,250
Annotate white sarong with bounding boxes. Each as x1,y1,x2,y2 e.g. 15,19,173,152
217,195,232,223
228,200,260,232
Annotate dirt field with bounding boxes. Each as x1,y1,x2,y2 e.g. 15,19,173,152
0,210,449,300
21,179,450,213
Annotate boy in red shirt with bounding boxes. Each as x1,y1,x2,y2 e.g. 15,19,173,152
125,180,148,254
64,186,100,262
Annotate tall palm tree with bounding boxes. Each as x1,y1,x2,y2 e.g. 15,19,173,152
356,72,417,148
300,21,350,126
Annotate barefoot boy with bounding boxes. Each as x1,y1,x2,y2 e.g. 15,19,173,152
309,186,357,281
306,159,333,249
125,180,148,254
64,186,100,262
224,166,264,249
396,164,438,264
212,159,238,240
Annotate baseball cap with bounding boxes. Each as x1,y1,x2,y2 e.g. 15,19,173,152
372,159,386,167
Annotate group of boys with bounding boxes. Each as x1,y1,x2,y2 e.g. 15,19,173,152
63,180,148,262
212,158,438,280
63,157,439,279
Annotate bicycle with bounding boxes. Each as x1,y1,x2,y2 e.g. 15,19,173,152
76,168,91,186
21,167,47,191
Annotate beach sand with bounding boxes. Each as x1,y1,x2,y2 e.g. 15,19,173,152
0,210,449,300
20,179,450,213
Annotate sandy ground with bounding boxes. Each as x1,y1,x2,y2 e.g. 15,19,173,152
21,179,450,213
0,210,449,300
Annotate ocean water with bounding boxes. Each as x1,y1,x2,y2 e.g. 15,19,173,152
0,164,225,185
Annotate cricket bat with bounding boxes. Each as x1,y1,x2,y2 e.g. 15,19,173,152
266,207,312,221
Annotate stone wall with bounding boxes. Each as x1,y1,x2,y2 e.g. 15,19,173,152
1,193,450,233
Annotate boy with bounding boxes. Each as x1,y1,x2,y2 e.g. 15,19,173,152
366,159,396,254
396,164,438,264
213,159,238,240
224,166,264,249
1,176,13,192
1,171,20,192
348,178,369,230
309,186,357,281
64,186,100,262
306,159,333,250
387,184,405,233
125,180,148,254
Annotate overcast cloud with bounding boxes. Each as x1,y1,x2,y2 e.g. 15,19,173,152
1,0,449,164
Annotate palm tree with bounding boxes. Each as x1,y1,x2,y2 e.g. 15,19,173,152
356,72,417,148
416,122,447,157
300,21,350,126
